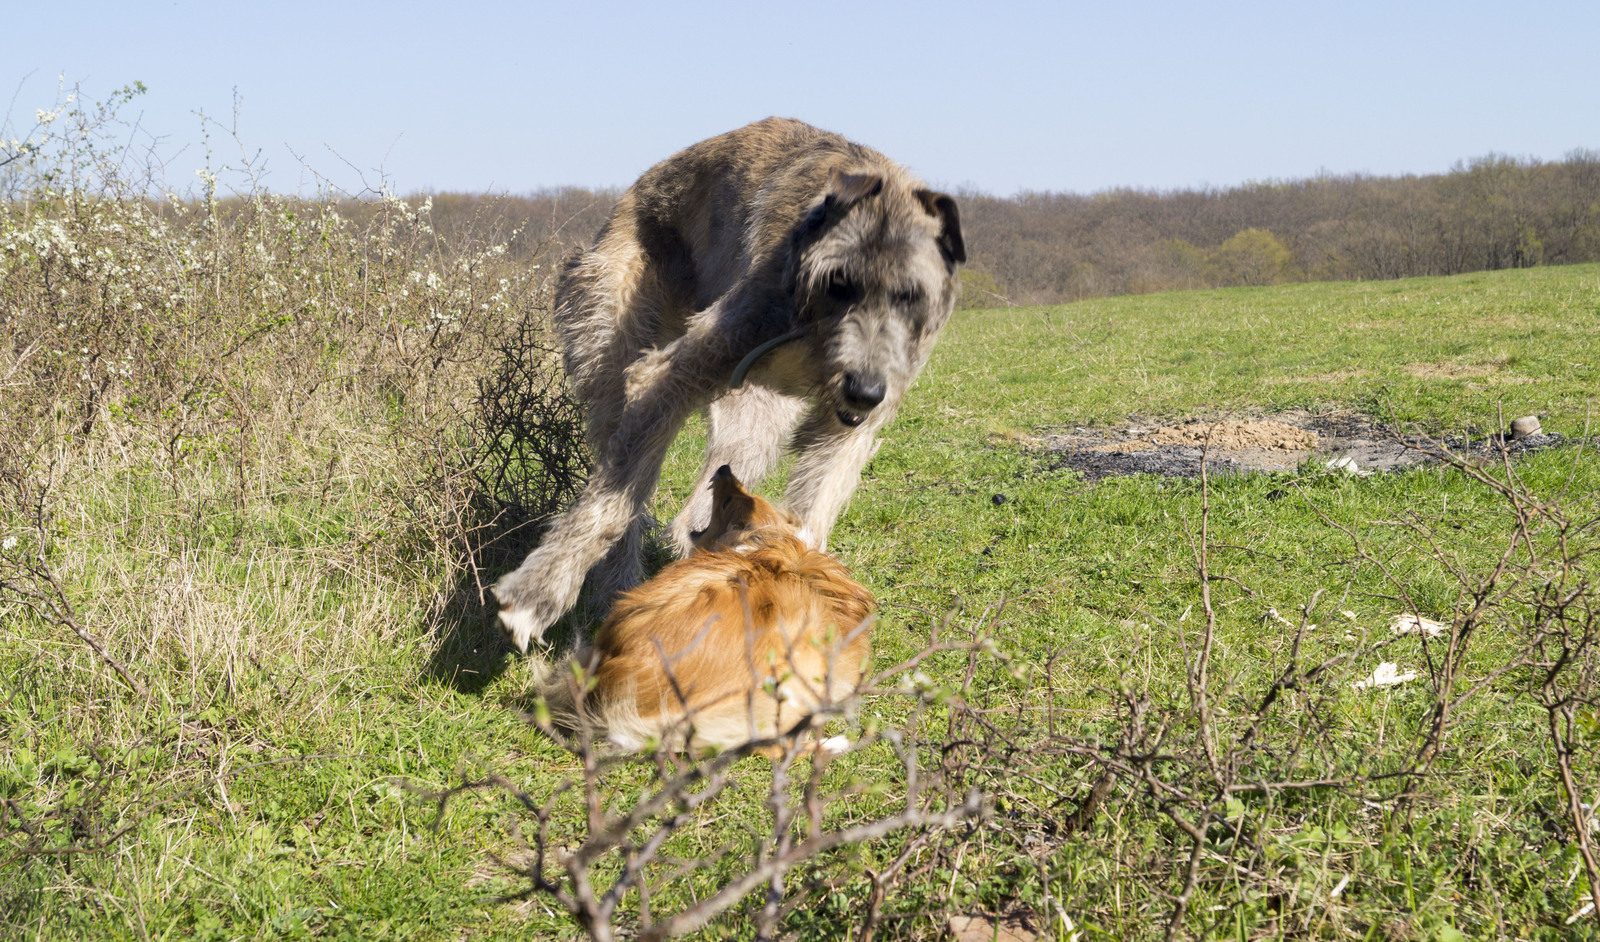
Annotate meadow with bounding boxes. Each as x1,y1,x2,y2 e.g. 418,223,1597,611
3,117,1599,938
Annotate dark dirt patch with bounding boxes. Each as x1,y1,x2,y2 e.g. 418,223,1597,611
1037,411,1570,481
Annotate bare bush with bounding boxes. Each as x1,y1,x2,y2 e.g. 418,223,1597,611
435,612,1001,942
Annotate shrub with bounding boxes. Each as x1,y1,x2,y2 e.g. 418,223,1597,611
1209,227,1299,286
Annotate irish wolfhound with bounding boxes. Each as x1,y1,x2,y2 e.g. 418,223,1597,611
493,117,964,652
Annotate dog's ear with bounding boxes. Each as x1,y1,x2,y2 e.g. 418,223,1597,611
711,464,747,496
696,465,757,548
782,170,884,299
915,189,966,267
826,169,883,211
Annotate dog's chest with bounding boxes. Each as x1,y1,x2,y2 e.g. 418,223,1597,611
739,341,817,397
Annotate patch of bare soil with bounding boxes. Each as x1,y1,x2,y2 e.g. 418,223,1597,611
1148,419,1318,452
1038,411,1569,481
948,912,1042,942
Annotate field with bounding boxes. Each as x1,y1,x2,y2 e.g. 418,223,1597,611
3,173,1599,942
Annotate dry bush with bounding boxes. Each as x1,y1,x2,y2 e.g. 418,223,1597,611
434,610,1002,942
0,81,585,701
931,438,1600,939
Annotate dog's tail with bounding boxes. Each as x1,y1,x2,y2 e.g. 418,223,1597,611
531,647,592,734
536,653,672,752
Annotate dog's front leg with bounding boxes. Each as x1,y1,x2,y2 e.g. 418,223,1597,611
783,402,893,551
492,298,774,652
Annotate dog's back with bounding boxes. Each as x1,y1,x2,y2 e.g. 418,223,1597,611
543,467,874,755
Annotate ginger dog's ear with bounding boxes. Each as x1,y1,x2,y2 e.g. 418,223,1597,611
691,465,757,550
710,465,758,530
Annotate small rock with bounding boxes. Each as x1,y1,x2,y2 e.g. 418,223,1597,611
1510,416,1542,440
991,493,1009,506
1352,662,1419,690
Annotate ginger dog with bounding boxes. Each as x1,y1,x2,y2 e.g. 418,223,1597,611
544,465,874,756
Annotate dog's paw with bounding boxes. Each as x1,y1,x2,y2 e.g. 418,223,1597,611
816,734,851,756
498,607,549,655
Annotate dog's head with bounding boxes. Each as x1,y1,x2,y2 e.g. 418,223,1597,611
784,167,965,429
690,465,804,552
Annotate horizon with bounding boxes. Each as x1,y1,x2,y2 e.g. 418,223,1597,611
365,148,1600,202
5,0,1596,199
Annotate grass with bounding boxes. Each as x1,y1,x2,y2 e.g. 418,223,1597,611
920,265,1600,434
5,263,1600,940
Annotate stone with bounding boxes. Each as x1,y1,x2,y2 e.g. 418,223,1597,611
1510,416,1542,440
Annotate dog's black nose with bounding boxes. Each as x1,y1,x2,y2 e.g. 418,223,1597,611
842,373,886,411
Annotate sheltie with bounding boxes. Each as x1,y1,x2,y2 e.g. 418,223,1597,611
543,465,874,756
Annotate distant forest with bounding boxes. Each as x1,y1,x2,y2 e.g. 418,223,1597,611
414,151,1600,307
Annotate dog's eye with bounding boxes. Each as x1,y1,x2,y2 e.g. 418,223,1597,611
892,287,922,306
825,272,861,305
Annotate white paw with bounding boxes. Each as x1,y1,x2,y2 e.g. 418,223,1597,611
817,734,850,756
498,607,546,654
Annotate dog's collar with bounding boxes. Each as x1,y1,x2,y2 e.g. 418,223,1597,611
729,329,808,389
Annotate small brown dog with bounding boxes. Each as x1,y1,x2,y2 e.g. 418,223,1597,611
543,465,874,756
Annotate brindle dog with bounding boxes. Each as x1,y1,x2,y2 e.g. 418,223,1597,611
494,117,964,652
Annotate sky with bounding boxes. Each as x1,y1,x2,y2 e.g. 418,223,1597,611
4,0,1597,198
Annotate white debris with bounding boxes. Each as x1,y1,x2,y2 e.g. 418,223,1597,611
1352,662,1419,690
1330,874,1351,899
1266,607,1316,631
1325,454,1362,474
1390,613,1449,638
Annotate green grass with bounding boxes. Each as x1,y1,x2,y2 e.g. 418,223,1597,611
917,265,1600,435
5,265,1600,940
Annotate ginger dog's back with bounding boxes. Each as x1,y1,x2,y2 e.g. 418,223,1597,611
546,466,873,755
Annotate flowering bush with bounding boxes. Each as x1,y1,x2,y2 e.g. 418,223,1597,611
1,80,584,615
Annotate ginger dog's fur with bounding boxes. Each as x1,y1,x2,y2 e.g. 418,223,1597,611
544,466,874,756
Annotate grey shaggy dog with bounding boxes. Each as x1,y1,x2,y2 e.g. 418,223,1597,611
493,117,965,653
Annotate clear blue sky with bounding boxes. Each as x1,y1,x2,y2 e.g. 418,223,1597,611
5,0,1596,198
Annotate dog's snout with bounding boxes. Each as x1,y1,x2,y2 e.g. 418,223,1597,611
842,373,886,411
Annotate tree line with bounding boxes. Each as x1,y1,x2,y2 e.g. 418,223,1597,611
407,151,1600,307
